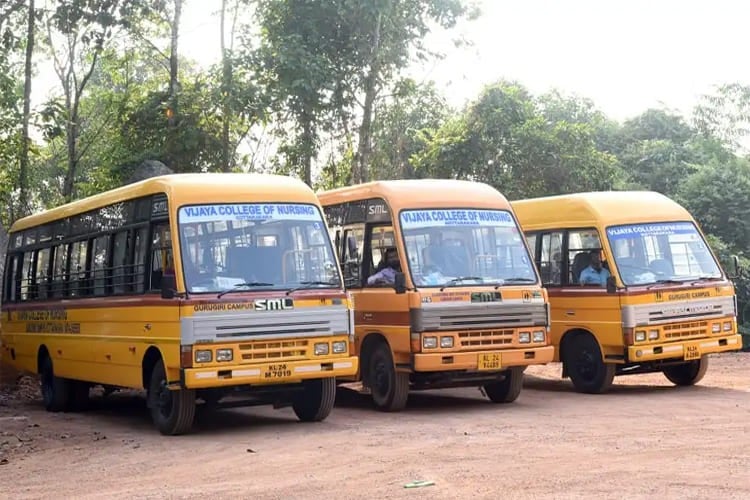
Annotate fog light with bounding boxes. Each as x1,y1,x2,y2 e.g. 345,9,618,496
332,341,347,353
195,350,212,363
440,336,454,348
314,343,329,355
216,349,233,362
712,323,721,333
423,336,438,349
723,321,732,332
635,331,646,342
648,330,659,340
519,332,531,344
532,330,545,343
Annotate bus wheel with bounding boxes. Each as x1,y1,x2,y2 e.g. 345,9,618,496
564,334,615,394
292,378,336,422
39,355,70,412
147,359,195,436
663,357,709,386
483,367,525,403
368,343,409,412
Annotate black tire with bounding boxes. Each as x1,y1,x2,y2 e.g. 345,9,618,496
147,359,195,436
39,355,70,412
367,342,409,412
67,381,91,411
292,378,336,422
564,334,615,394
483,366,525,403
663,356,709,386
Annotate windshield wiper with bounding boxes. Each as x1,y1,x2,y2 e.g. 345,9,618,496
286,281,338,295
440,276,483,291
645,278,689,289
695,275,723,281
485,277,536,288
217,282,275,298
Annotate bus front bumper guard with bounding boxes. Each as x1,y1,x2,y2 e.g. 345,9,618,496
181,356,359,389
412,345,554,373
627,334,742,363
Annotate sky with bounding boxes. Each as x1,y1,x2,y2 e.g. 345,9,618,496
173,0,750,122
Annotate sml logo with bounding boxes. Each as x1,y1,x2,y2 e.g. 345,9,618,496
253,298,294,311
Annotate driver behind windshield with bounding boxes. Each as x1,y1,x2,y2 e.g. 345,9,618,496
367,247,401,285
579,250,611,286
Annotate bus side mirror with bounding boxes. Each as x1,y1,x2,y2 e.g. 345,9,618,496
731,254,741,279
394,272,407,294
606,276,617,294
161,274,177,299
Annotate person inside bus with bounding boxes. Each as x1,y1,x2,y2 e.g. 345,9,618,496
367,247,401,285
579,250,611,286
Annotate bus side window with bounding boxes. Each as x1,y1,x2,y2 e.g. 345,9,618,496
112,231,131,295
540,232,563,287
133,227,149,293
92,235,110,296
342,227,364,288
150,223,173,291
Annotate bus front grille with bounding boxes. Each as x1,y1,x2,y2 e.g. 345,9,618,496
663,321,709,340
458,329,515,349
239,339,309,362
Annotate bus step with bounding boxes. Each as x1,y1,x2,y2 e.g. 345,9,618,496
338,381,371,395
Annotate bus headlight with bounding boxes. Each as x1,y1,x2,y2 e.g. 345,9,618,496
519,332,531,344
332,341,348,354
195,350,212,363
723,321,733,332
216,349,233,362
648,330,659,340
440,336,454,348
532,331,545,343
712,323,721,333
314,343,330,355
635,331,646,342
423,336,438,349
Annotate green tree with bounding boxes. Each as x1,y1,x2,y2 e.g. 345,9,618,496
347,0,477,183
693,82,750,152
413,80,619,199
367,79,451,180
677,159,750,255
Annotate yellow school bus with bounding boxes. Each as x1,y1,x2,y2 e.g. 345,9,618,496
0,173,357,434
511,191,741,393
317,180,553,411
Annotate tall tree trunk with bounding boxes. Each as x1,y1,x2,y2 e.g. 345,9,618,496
18,0,34,217
61,85,76,201
302,116,313,187
354,11,382,184
167,0,182,168
220,0,232,172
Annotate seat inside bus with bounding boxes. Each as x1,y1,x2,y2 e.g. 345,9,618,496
423,243,471,277
227,246,283,284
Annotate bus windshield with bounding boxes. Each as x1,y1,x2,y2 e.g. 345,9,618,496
606,221,722,286
399,208,537,287
178,203,341,293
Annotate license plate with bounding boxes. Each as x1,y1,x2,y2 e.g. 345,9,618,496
684,345,701,361
477,353,502,371
263,363,292,379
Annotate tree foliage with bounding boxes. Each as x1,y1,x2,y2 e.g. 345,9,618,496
1,0,750,326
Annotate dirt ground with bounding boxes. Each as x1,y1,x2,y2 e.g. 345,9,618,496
1,353,749,500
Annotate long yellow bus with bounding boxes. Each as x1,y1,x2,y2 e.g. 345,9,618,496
317,180,553,411
0,173,358,434
511,191,741,393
